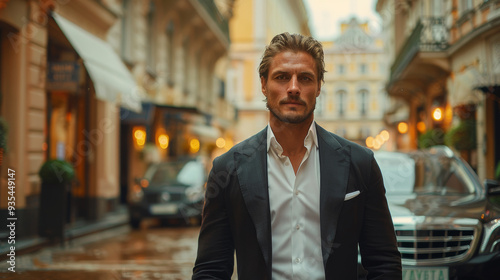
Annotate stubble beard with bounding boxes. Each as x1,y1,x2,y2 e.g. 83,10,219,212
266,97,316,124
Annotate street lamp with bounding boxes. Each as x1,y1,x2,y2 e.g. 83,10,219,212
189,138,200,154
397,122,408,134
158,134,169,150
132,126,146,150
432,107,443,122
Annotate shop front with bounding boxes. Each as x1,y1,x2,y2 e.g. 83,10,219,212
45,12,141,222
120,103,222,201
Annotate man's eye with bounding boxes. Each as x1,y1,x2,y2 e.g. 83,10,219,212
300,76,312,81
276,75,287,80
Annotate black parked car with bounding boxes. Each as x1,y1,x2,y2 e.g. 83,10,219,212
128,158,207,228
360,146,500,280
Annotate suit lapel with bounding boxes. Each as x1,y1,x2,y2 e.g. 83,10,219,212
234,128,272,270
316,124,351,267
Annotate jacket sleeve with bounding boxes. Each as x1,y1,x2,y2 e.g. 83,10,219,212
359,154,402,279
192,157,235,280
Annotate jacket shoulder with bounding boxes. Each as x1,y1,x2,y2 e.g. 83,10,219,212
212,128,267,168
317,125,374,161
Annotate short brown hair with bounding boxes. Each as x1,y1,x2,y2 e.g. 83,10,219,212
258,32,326,83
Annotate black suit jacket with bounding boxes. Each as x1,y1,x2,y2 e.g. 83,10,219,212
193,124,402,279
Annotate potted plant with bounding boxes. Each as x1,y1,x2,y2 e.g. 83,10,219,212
445,119,477,164
38,159,75,241
418,128,445,149
38,159,75,185
444,119,476,151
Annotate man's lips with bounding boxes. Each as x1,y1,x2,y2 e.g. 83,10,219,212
280,99,306,106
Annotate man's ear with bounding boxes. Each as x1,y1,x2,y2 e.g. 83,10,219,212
261,76,267,96
316,83,322,97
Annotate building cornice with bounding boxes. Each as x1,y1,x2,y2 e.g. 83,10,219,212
54,0,118,39
447,16,500,56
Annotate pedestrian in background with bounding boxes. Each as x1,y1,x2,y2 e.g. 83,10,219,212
193,32,402,280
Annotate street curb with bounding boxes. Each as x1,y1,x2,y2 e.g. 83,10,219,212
0,208,128,260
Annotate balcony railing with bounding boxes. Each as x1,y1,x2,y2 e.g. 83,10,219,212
196,0,230,43
390,17,449,81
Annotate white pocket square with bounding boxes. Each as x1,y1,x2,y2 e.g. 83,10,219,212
344,190,360,201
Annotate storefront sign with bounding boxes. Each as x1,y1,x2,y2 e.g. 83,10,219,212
47,62,80,91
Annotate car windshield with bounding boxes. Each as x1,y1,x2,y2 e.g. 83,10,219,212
145,160,204,187
375,151,476,195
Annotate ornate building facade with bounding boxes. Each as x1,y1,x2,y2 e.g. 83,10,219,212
227,0,310,143
0,0,235,241
317,18,392,150
377,0,500,181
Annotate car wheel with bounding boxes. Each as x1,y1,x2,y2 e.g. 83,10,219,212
130,218,141,229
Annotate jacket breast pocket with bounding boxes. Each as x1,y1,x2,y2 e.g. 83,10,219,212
344,190,360,201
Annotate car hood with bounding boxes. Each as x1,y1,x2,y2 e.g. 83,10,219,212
387,193,487,221
144,183,188,193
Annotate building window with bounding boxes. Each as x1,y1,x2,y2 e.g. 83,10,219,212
359,63,368,74
336,127,346,138
358,89,368,116
219,79,225,99
337,64,345,75
146,1,156,74
359,127,371,139
121,0,133,62
432,0,443,16
182,37,190,94
337,90,346,116
166,21,174,86
316,89,326,116
460,0,473,13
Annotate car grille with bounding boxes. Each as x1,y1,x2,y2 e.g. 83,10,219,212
395,227,478,265
144,192,184,203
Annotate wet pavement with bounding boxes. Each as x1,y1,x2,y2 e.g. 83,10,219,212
0,223,204,280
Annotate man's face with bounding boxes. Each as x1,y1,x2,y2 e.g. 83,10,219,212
261,50,321,124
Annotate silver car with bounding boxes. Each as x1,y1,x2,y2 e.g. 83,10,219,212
360,146,500,280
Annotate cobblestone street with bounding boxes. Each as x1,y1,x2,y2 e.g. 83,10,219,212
0,225,201,280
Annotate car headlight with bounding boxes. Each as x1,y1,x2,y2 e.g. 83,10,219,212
185,185,204,203
480,218,500,254
129,184,144,203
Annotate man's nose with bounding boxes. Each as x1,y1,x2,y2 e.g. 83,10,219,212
287,75,300,95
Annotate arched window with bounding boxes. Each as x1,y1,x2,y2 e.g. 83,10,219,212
182,37,190,94
460,0,473,14
316,88,326,117
146,1,156,73
121,0,133,61
337,90,346,117
336,127,346,138
358,89,368,116
432,0,443,16
165,21,174,86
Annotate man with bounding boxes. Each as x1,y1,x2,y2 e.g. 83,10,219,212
193,32,402,280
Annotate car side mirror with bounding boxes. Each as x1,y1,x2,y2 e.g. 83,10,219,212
484,179,500,196
134,177,149,188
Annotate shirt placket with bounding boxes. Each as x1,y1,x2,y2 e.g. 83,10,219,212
291,150,312,278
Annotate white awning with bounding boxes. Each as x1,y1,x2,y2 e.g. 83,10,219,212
52,13,142,112
187,123,221,142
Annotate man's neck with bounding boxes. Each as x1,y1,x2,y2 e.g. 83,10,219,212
269,118,313,156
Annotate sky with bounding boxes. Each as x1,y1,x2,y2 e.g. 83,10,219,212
304,0,381,40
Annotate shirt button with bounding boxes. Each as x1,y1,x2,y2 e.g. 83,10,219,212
285,161,290,166
295,224,300,230
295,258,301,264
294,190,299,196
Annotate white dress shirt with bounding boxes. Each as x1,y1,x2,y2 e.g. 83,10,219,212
267,122,324,280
